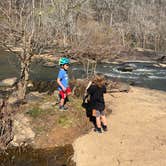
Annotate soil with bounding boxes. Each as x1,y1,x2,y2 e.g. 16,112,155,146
24,96,94,149
73,87,166,166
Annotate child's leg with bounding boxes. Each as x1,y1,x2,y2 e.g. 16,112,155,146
63,87,71,108
101,115,107,126
96,116,101,128
60,98,65,107
59,91,65,108
94,110,102,133
95,110,101,128
101,114,108,131
65,87,71,102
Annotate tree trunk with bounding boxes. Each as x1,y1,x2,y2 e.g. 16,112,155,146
0,100,13,148
17,60,30,100
63,33,68,47
143,34,146,49
154,35,157,52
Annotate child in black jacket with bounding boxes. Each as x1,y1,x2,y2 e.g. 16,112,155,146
87,74,108,133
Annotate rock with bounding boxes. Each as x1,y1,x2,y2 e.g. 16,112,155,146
153,63,166,68
158,63,166,68
26,91,45,103
27,82,33,88
153,64,160,68
156,55,166,62
100,59,112,63
106,80,130,93
0,77,17,87
28,80,57,94
134,47,144,52
118,82,130,92
10,113,35,146
0,98,4,110
39,101,53,110
117,65,136,72
43,61,57,68
8,96,18,104
7,90,20,105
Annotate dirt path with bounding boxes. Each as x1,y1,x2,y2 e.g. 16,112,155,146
73,87,166,166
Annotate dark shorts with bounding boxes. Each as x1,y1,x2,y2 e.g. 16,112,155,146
59,87,71,99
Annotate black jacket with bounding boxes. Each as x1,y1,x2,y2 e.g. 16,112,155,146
87,84,106,111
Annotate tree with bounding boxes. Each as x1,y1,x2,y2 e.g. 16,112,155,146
0,0,54,99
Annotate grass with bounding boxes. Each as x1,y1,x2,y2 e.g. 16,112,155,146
26,107,46,118
58,115,73,128
35,126,47,135
24,94,92,141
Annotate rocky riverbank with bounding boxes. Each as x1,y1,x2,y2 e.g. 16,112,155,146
32,47,166,65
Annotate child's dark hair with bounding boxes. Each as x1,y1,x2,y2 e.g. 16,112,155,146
92,74,106,88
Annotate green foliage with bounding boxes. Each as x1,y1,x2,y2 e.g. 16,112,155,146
26,107,46,118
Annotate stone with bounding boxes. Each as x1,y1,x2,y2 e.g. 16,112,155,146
118,82,130,92
8,96,18,104
43,61,56,68
10,113,35,146
117,66,135,72
159,63,166,68
39,101,53,110
0,77,17,86
26,91,44,103
0,98,3,108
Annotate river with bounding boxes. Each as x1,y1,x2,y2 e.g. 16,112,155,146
0,49,166,91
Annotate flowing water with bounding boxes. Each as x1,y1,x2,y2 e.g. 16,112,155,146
96,62,166,91
0,49,166,91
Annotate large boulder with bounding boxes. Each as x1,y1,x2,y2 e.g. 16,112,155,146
0,77,17,87
10,113,35,146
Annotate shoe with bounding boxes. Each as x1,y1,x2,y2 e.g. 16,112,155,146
63,105,68,110
94,127,102,133
59,106,68,111
102,125,108,132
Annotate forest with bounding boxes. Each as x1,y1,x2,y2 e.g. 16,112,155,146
1,0,166,53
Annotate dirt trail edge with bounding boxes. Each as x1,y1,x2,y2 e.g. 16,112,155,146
73,87,166,166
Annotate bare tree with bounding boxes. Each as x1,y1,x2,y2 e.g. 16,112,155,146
0,0,54,100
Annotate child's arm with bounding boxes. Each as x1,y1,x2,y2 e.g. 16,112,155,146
57,78,66,91
87,83,95,95
83,81,92,103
